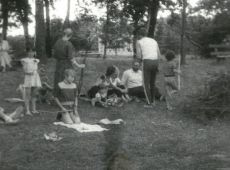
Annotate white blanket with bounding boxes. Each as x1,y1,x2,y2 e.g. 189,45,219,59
99,118,124,125
54,122,108,133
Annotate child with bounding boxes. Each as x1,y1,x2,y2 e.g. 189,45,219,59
163,50,180,110
21,49,41,115
91,83,108,107
54,69,81,124
38,64,53,104
109,68,131,102
0,106,24,124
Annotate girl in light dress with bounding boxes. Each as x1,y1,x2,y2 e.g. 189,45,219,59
0,35,12,72
21,49,41,115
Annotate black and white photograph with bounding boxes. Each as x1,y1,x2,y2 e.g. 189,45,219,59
1,0,230,169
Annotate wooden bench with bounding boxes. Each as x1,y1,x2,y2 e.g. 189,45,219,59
209,44,230,61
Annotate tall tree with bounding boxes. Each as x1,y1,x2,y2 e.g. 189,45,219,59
64,0,71,27
15,0,32,51
35,0,46,62
93,0,119,59
180,0,187,64
44,0,53,57
122,0,147,57
1,0,15,40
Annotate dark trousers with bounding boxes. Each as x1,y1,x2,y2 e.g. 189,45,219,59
143,59,158,104
128,86,161,100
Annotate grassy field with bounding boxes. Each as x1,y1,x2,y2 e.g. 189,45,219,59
1,58,230,170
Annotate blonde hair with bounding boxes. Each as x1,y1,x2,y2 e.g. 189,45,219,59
64,69,75,77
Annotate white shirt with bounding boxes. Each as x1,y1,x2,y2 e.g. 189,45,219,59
21,58,39,74
136,37,160,60
110,77,121,87
121,69,143,89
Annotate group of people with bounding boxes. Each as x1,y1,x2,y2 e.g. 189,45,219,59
0,27,180,125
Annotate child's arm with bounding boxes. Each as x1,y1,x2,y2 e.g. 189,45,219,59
71,58,85,68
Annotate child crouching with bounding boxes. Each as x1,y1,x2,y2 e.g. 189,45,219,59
91,83,108,107
54,69,81,124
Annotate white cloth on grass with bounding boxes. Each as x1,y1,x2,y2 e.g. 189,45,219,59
99,118,124,125
54,122,108,133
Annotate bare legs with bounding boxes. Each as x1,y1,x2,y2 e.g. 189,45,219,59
24,87,39,116
0,106,24,123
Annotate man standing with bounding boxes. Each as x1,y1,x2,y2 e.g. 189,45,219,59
136,28,161,106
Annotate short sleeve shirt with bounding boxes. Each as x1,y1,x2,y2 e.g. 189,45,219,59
53,39,75,60
55,81,77,102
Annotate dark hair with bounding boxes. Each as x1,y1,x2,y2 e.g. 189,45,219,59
105,66,116,77
137,27,147,37
165,50,176,61
100,74,106,80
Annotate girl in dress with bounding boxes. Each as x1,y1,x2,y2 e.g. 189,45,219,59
0,34,12,72
21,49,41,115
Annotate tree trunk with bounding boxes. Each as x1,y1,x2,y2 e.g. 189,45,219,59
132,20,138,58
64,0,71,28
180,0,187,65
103,2,110,60
147,0,159,38
2,0,9,40
35,0,46,63
22,22,30,51
44,0,52,58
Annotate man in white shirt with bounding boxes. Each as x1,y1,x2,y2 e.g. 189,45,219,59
136,28,161,106
121,60,161,100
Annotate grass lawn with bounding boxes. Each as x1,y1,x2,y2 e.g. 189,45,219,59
1,58,230,170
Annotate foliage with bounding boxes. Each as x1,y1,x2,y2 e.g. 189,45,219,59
8,35,34,58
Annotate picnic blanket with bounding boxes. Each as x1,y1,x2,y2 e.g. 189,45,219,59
54,122,108,133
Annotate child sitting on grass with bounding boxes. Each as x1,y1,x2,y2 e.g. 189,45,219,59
163,50,180,110
91,83,108,107
0,106,24,124
54,69,81,124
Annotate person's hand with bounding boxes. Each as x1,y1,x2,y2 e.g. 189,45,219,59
120,89,128,93
61,107,67,112
79,64,85,68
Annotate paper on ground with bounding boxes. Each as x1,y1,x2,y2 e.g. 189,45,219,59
99,118,124,125
54,122,108,133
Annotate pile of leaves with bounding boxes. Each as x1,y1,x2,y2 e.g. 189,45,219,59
184,71,230,121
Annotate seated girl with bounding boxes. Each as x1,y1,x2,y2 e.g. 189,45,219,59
109,67,131,102
54,69,81,124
